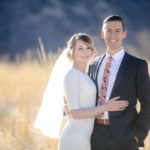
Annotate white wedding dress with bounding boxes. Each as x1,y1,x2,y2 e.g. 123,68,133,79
58,68,96,150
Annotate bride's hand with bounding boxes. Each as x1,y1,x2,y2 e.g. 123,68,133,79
106,96,129,111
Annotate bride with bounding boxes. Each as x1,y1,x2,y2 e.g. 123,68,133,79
34,33,128,150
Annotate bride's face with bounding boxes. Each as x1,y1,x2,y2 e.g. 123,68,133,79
73,39,93,65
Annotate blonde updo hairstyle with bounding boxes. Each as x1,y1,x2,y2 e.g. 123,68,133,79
66,33,95,63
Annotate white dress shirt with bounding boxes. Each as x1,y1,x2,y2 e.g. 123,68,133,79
97,48,125,119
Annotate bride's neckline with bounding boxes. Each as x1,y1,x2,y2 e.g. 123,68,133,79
72,67,88,76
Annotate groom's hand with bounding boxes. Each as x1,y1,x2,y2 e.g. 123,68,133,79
63,96,71,116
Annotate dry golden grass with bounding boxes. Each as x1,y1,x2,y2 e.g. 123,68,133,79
0,44,150,150
0,42,61,150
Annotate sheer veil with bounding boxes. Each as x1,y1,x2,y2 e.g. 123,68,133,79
34,50,72,138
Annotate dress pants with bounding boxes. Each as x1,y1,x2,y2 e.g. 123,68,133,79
91,122,139,150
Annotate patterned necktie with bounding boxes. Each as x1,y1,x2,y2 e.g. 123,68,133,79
97,56,113,118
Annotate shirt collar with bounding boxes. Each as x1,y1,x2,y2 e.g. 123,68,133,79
105,48,125,62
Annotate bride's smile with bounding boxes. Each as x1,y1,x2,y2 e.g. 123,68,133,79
73,40,93,64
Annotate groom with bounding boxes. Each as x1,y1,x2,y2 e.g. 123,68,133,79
89,15,150,150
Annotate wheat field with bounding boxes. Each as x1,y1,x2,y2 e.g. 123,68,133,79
0,45,150,150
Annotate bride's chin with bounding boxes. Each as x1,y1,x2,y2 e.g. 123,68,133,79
82,58,91,63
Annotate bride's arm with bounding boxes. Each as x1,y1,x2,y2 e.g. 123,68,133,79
64,97,128,119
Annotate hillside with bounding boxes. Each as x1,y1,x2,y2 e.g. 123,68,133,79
0,0,150,59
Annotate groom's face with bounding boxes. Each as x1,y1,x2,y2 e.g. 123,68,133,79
101,21,127,53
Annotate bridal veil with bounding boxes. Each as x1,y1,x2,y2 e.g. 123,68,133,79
34,50,72,138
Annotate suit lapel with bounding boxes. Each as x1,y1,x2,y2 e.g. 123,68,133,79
93,54,106,105
95,54,106,82
110,52,130,98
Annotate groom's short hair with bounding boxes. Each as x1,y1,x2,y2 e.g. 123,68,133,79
103,15,125,31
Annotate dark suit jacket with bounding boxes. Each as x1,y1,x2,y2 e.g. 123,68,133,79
88,52,150,147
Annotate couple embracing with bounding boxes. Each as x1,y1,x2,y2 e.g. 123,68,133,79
35,15,150,150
